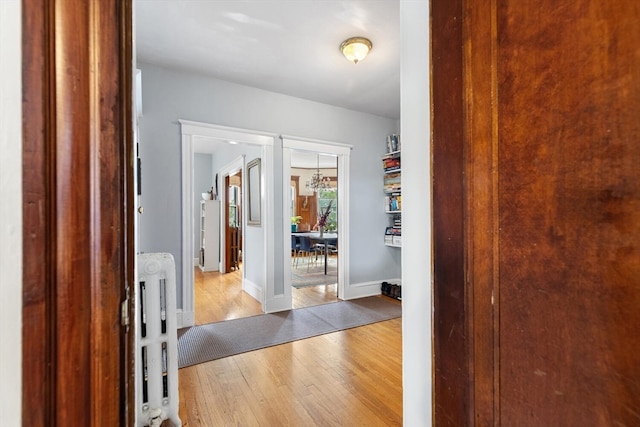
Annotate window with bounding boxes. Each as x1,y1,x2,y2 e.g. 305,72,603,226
317,187,337,232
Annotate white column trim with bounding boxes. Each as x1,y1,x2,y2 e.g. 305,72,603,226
180,132,195,327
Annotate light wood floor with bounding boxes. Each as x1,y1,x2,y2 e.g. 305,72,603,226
194,262,340,326
177,265,402,426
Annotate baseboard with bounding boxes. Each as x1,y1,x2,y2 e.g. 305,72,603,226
243,278,263,305
176,308,194,329
342,278,402,300
193,257,199,267
264,294,292,313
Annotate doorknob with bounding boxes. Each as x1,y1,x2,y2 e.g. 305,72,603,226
138,206,144,214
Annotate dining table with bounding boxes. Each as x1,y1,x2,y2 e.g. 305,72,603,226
293,231,338,275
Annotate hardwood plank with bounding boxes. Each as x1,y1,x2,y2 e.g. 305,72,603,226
177,317,402,426
194,263,338,325
184,259,400,426
194,267,262,325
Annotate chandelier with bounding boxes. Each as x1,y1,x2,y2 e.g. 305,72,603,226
305,155,331,193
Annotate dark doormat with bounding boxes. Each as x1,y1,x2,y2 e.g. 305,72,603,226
177,296,401,368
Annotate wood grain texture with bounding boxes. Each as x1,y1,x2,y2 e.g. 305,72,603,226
194,265,339,325
185,267,390,425
178,316,402,426
431,0,468,425
495,1,640,425
435,0,640,425
22,0,132,424
21,1,53,424
463,0,500,424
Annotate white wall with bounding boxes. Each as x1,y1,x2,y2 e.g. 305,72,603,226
137,62,401,308
0,1,22,424
401,1,432,425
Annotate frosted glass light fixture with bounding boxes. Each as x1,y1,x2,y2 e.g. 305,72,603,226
340,37,372,64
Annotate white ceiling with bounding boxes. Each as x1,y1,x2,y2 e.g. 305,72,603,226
135,0,400,120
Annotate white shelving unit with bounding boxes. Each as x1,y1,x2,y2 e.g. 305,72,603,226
199,199,220,272
383,149,402,248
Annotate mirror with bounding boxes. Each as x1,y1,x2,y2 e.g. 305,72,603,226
246,158,261,226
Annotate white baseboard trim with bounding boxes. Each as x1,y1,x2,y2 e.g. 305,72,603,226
243,278,263,305
342,278,402,300
176,308,194,329
193,257,199,267
264,294,292,313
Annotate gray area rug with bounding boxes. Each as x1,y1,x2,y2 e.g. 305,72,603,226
291,257,337,288
291,269,337,288
177,296,401,368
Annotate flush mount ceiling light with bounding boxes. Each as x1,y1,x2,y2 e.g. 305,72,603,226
340,37,372,64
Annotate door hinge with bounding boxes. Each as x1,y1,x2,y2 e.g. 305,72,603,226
121,286,131,327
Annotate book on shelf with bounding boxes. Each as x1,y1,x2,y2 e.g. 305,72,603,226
385,194,402,212
382,156,401,172
384,227,402,246
383,136,401,248
385,226,402,236
383,172,401,193
386,134,401,153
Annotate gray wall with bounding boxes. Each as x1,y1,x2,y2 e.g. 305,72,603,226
137,62,400,308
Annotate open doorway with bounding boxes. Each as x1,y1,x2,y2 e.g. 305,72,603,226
282,136,352,308
224,172,242,273
290,151,340,309
193,157,265,326
180,120,275,327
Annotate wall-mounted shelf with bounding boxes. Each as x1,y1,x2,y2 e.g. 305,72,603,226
383,138,401,248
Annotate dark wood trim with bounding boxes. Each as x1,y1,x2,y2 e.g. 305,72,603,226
22,0,133,424
121,1,135,424
22,1,54,424
463,0,498,424
431,0,469,425
433,1,640,425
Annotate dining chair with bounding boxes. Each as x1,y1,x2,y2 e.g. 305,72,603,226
297,236,319,271
291,235,300,266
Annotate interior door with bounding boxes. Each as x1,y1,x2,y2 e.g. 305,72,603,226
224,174,242,272
432,0,640,425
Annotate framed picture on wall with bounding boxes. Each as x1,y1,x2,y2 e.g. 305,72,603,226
246,158,261,226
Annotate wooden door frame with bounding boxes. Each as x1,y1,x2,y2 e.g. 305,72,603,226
432,0,497,424
22,0,134,424
431,0,470,424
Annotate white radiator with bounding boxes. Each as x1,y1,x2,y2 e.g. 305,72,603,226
136,253,182,427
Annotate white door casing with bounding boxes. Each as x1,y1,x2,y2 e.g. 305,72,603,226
281,136,351,303
179,119,275,327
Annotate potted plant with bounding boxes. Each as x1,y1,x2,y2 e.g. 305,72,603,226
317,200,333,237
291,215,302,232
